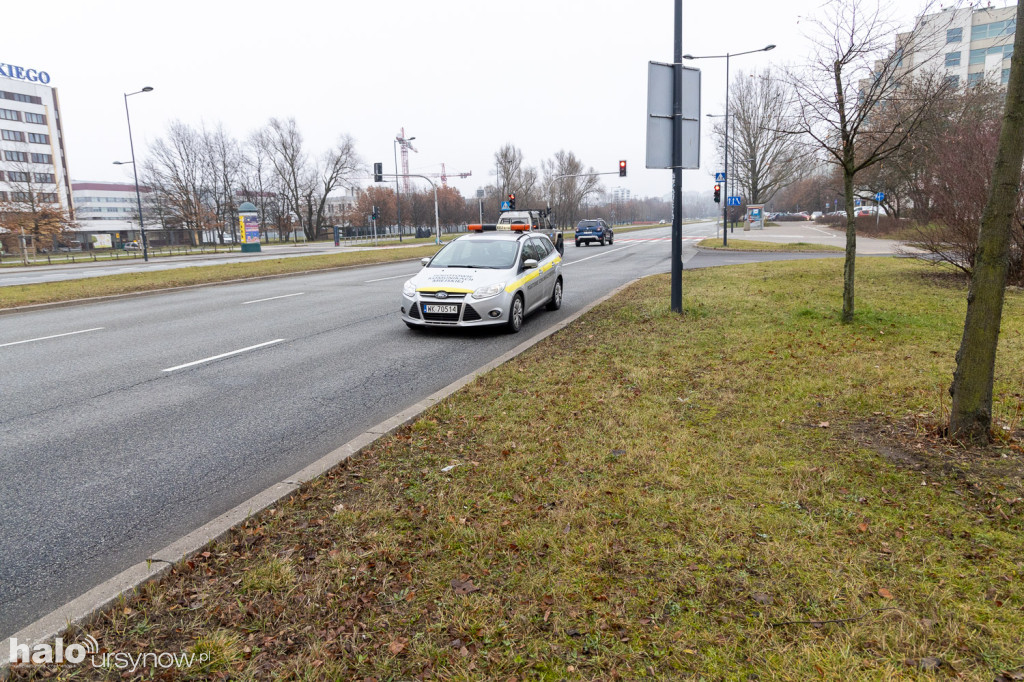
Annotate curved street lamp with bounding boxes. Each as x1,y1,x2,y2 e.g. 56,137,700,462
121,87,153,260
683,45,774,245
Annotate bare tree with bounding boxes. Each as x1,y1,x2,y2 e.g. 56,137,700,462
141,121,207,245
201,123,242,244
240,129,281,242
494,144,540,209
0,156,73,262
949,1,1024,442
543,150,601,227
786,0,957,322
711,68,808,205
302,135,361,240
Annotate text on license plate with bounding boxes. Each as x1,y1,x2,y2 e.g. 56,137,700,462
424,304,458,314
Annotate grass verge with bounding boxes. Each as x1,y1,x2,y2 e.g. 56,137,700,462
698,238,845,252
0,246,443,309
13,258,1024,680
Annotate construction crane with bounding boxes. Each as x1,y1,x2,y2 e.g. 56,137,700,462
396,127,417,194
423,163,472,188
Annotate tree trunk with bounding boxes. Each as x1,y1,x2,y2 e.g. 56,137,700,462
948,1,1024,442
842,168,857,322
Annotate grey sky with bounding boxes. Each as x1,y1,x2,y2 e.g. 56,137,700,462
5,0,982,200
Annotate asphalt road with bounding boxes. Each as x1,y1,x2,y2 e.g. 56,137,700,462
0,222,846,638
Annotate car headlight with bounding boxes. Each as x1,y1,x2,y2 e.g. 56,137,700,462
402,280,416,297
472,282,505,299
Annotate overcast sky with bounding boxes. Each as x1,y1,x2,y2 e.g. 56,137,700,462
5,0,1001,200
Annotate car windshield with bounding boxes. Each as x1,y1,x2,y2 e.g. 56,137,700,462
428,239,519,269
577,221,600,228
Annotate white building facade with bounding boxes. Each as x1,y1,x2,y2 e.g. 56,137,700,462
0,62,73,212
906,5,1016,88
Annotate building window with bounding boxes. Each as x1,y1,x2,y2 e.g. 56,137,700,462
1003,68,1011,84
7,171,29,182
0,171,4,181
973,19,1016,41
0,91,42,105
0,191,6,201
947,27,963,43
30,153,51,164
24,112,46,125
971,44,1014,65
2,129,25,142
10,191,30,201
0,108,19,121
27,132,49,144
946,75,960,87
968,72,985,85
38,192,57,202
34,172,55,183
4,150,28,162
945,52,961,67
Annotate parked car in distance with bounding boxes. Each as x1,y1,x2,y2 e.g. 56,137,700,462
811,211,823,220
123,241,142,251
574,219,614,247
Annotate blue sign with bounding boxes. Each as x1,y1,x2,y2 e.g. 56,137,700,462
727,196,742,206
500,201,510,211
875,192,885,202
855,198,861,207
0,62,50,84
715,172,726,182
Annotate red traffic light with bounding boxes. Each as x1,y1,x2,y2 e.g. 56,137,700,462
714,184,720,192
619,160,627,177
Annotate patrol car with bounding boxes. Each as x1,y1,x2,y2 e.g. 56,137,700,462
401,226,563,333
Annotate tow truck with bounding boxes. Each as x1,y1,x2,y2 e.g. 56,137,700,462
468,207,564,255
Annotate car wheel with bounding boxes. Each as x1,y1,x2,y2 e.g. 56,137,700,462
506,294,524,333
546,277,563,311
575,240,580,247
609,235,614,245
599,237,605,246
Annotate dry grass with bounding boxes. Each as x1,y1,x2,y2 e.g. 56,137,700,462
0,246,443,309
11,258,1024,681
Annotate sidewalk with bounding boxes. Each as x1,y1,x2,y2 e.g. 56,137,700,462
714,221,916,255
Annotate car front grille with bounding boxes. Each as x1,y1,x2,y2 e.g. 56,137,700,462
409,305,421,319
420,292,467,300
462,304,481,321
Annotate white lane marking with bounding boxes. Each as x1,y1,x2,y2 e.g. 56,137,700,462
563,240,649,266
807,226,839,237
241,292,305,305
365,272,419,283
0,327,104,348
162,339,286,373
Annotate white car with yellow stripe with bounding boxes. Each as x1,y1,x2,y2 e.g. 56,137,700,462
401,226,563,333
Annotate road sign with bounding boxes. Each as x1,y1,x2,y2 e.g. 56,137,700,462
500,201,510,211
875,192,885,202
646,61,701,169
855,198,862,207
715,172,726,182
727,196,742,206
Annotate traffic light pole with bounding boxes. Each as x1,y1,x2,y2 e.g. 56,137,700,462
376,172,441,245
722,52,730,247
671,0,683,313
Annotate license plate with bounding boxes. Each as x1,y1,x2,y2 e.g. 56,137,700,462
423,304,458,314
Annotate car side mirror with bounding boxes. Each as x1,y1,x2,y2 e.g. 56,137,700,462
523,258,539,269
420,257,431,266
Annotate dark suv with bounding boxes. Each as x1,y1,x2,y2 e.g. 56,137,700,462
575,219,613,247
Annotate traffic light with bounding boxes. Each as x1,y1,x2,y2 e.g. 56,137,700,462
372,206,380,221
713,184,721,203
619,160,627,177
373,162,383,182
508,193,516,210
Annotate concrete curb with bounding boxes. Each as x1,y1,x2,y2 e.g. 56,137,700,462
0,256,429,317
0,275,640,675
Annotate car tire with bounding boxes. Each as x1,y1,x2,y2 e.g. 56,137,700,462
599,237,605,246
609,235,613,245
506,294,524,333
575,240,580,247
546,278,563,311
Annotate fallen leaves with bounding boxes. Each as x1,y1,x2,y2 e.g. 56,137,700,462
450,578,480,596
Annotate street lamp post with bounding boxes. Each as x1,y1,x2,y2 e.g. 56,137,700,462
121,87,153,261
393,134,415,242
684,45,774,246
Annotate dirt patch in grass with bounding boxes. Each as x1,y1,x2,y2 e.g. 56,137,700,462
697,238,844,252
10,258,1024,680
